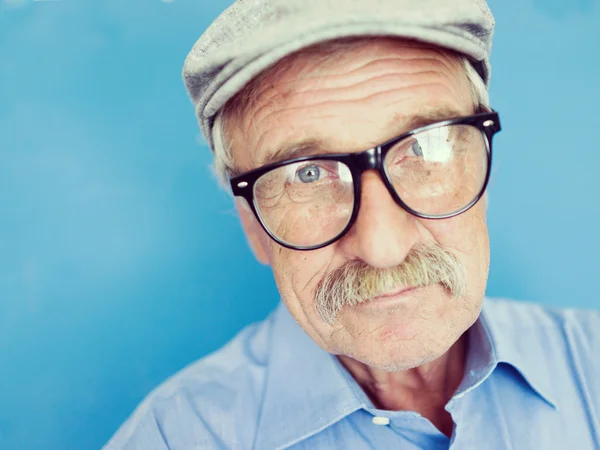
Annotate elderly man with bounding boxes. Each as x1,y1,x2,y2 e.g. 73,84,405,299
104,0,600,449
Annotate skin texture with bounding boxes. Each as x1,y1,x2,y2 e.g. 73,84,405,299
228,38,491,437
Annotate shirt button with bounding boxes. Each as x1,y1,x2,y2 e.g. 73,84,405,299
372,416,390,426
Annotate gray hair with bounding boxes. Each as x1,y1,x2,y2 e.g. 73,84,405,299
314,241,467,325
211,39,490,187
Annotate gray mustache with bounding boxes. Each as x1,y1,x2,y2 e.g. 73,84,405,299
314,242,467,324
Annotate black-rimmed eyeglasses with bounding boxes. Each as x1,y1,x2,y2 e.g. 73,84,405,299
230,111,501,251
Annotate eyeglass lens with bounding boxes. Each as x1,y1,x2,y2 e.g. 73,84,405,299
252,124,489,248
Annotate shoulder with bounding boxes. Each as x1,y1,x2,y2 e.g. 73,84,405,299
484,297,600,402
484,296,600,344
102,312,275,450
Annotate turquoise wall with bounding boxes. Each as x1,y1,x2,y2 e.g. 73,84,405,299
0,0,598,448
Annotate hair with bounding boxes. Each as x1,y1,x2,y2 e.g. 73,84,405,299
211,37,490,187
314,241,467,325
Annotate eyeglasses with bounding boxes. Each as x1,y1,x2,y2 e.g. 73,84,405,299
230,111,501,251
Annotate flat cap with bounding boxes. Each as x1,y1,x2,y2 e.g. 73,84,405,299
183,0,495,152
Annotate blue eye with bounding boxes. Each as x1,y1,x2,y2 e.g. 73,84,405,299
296,164,321,183
410,140,424,157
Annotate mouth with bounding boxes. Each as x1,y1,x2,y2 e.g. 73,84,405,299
374,286,417,299
355,285,424,310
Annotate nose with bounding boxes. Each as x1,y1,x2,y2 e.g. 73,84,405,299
337,171,420,269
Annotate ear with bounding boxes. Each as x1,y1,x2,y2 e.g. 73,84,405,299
235,199,272,266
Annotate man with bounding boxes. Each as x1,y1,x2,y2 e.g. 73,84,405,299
104,0,600,448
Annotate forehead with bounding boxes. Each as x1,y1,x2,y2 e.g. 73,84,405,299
226,38,473,173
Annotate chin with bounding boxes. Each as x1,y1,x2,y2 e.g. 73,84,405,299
342,331,453,372
352,342,454,372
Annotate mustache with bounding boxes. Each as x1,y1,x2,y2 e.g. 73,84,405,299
314,242,467,325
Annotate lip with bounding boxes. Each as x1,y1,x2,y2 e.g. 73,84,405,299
356,286,421,309
375,286,416,299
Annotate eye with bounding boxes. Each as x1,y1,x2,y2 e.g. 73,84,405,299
408,140,424,157
295,164,324,184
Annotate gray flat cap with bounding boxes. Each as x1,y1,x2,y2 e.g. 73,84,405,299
183,0,495,152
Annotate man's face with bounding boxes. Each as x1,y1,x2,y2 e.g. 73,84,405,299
228,38,490,371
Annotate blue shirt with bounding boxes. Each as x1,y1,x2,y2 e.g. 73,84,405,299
103,298,600,450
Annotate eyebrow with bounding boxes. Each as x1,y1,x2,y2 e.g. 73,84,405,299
254,106,467,169
259,139,328,169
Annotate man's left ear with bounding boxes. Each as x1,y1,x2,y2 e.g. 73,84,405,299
235,199,272,266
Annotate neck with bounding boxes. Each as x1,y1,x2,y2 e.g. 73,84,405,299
337,335,468,437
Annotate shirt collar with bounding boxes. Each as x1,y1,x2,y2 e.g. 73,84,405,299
478,299,559,409
255,299,558,449
254,303,363,450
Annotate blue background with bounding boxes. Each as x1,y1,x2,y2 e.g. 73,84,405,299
0,0,598,449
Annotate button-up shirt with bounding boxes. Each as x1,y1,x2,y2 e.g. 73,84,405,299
103,298,600,450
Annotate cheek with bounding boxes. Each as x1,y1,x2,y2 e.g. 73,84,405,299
419,201,490,284
269,248,334,320
423,199,488,249
270,249,355,353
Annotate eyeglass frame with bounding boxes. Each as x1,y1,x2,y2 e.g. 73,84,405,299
230,111,501,251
